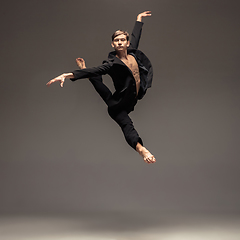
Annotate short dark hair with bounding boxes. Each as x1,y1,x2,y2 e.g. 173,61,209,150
111,30,129,42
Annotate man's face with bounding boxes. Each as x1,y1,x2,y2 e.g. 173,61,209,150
111,34,130,51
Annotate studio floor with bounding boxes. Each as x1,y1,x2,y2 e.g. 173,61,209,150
0,212,240,240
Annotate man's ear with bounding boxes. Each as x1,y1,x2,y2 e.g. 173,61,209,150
111,42,114,48
127,41,130,47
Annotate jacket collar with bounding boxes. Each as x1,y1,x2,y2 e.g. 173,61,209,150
108,48,137,64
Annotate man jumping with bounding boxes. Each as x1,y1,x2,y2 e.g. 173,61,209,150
47,11,156,164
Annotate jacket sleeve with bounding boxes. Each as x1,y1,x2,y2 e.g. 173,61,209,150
129,21,144,49
70,61,112,81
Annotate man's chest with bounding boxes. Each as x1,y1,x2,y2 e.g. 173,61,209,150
121,55,139,75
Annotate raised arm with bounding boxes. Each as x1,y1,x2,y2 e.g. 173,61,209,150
130,11,152,49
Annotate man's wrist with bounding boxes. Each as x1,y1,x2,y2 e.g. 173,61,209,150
63,73,73,79
137,16,142,22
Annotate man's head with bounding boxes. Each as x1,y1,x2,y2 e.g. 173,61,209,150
111,30,129,42
111,30,130,51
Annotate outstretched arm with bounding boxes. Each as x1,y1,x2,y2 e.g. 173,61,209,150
130,11,152,49
46,61,111,87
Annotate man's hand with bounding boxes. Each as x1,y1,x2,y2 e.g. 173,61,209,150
46,74,66,87
46,73,73,87
137,11,152,22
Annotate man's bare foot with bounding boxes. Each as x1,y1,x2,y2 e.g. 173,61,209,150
136,143,156,164
76,58,86,69
140,147,156,164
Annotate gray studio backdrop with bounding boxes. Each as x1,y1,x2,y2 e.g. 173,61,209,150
1,0,240,215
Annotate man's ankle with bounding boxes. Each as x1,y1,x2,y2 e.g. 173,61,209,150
136,142,144,153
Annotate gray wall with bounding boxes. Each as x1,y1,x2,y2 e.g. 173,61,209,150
1,0,240,214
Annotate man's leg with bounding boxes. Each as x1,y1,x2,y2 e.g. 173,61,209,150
76,58,112,105
108,108,142,149
89,76,112,105
108,108,156,164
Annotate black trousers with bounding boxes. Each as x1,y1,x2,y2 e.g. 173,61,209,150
89,77,143,150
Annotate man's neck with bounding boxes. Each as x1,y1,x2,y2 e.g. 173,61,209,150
116,49,128,60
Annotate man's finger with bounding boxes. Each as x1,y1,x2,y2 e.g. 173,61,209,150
143,11,152,16
46,80,52,86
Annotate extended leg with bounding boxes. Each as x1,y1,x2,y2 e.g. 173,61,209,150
108,108,156,163
108,109,143,150
76,58,112,105
89,76,112,105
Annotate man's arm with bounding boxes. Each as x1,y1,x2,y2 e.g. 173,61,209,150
46,61,111,87
129,11,151,49
71,61,111,81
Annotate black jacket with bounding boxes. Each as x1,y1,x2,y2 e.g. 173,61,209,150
70,21,153,107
